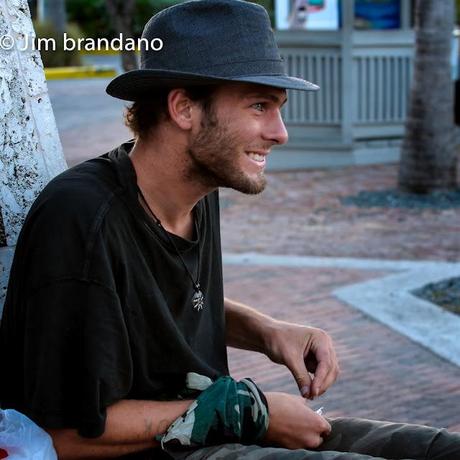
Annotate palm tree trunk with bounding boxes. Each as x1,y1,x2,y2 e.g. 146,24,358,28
105,0,138,72
398,0,457,193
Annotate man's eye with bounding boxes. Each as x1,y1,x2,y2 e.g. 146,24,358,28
252,103,264,111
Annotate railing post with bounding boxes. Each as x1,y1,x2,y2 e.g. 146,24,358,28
341,0,354,146
400,0,412,30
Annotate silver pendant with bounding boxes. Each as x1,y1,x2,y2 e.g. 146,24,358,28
192,289,205,311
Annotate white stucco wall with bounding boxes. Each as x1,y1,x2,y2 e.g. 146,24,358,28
0,0,67,312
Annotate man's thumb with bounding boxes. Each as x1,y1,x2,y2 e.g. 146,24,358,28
291,366,313,399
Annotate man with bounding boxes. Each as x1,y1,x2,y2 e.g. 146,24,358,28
0,1,459,459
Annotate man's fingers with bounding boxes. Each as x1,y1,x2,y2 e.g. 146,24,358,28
321,418,332,437
310,355,333,398
313,360,340,398
290,365,313,398
309,337,339,398
307,434,325,449
319,361,340,397
307,416,331,448
299,375,313,398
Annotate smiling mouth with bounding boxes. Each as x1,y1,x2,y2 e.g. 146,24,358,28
247,152,266,163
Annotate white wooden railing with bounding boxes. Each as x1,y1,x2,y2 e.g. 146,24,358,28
278,30,414,139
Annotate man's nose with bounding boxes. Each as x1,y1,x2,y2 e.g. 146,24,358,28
264,111,289,145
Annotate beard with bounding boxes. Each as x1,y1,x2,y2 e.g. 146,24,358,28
186,108,267,195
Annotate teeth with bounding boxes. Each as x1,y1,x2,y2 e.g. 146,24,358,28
247,152,265,162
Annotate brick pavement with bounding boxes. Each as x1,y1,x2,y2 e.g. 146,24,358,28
224,265,460,432
220,160,460,261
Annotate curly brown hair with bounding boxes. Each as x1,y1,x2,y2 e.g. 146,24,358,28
124,86,217,140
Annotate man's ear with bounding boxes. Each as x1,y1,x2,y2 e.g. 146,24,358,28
167,88,200,130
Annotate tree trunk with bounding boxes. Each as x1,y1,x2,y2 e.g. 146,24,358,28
398,0,457,193
105,0,138,72
37,0,67,33
0,0,67,311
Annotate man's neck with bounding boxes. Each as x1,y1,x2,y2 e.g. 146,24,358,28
129,135,213,238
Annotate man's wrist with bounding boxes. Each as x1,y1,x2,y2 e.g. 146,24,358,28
159,376,269,451
258,319,282,357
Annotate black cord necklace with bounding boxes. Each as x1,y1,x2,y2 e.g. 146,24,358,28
137,185,205,311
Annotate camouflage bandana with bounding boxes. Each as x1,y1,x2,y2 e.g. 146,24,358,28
159,376,269,455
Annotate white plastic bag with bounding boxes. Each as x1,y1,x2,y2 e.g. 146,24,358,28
0,409,57,460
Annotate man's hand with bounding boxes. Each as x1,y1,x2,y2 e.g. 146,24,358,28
263,392,331,449
266,322,339,400
224,299,339,399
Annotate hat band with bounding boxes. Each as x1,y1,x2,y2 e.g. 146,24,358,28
141,58,286,78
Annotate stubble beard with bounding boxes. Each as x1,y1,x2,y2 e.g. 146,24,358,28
186,109,267,195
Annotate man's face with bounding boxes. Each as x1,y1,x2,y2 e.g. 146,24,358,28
186,83,288,194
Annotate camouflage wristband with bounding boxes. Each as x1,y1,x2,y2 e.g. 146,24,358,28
160,375,269,451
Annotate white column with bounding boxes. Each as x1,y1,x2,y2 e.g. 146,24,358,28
0,0,67,313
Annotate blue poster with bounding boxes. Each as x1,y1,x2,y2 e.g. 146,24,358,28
354,0,401,30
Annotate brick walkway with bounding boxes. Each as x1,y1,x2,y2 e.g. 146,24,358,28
224,265,460,432
220,161,460,261
220,161,460,432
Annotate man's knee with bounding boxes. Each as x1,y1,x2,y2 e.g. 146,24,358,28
426,428,460,460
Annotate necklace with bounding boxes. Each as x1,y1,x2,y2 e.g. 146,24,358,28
137,185,205,311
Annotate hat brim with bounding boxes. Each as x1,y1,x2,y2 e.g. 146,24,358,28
106,69,319,101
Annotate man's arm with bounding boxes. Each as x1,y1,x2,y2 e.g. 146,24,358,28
224,297,339,399
225,297,276,353
48,388,332,456
46,398,193,460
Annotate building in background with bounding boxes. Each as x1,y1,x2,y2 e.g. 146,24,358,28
271,0,415,170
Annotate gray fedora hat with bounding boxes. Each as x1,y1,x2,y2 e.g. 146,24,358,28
106,0,319,101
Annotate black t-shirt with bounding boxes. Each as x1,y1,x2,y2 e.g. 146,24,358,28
0,141,229,441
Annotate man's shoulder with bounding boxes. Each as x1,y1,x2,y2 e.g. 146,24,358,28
23,148,133,239
41,144,133,209
45,155,118,202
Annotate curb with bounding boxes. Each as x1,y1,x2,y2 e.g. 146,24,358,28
45,66,117,80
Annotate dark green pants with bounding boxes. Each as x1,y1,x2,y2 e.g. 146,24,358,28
181,418,460,460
